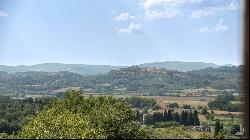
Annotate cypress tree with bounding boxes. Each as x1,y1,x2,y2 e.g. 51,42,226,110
173,112,180,123
187,110,193,126
183,111,188,125
167,109,173,121
214,119,221,136
220,123,224,130
135,109,141,122
163,109,168,122
193,109,200,126
152,112,158,124
179,110,185,125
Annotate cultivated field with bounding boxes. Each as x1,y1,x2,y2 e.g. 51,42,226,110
142,96,216,109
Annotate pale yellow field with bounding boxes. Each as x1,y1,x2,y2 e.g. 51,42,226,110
209,110,244,115
142,96,215,109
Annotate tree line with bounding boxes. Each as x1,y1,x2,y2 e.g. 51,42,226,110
136,109,200,126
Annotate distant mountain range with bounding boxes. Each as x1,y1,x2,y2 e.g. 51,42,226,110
0,61,235,75
0,65,242,95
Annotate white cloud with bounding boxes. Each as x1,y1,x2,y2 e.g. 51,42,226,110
145,8,183,20
227,0,241,10
189,0,204,3
118,23,144,34
190,7,218,18
139,0,186,20
0,10,8,17
115,12,135,21
139,0,186,10
196,26,211,32
196,19,229,32
214,19,229,32
137,0,241,20
190,0,241,18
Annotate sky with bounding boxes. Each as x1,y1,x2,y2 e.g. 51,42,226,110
0,0,244,66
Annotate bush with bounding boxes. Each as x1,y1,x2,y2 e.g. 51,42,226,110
230,124,240,135
183,104,191,109
168,103,179,108
201,108,208,115
198,105,204,110
149,127,192,139
154,121,180,128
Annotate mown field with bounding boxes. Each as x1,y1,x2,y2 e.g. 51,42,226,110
142,96,215,109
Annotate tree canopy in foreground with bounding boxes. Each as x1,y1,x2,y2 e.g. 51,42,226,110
19,90,140,139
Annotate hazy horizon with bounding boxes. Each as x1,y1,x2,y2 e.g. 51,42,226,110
0,0,244,66
0,60,240,67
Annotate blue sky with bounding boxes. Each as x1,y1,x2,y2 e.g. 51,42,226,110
0,0,244,66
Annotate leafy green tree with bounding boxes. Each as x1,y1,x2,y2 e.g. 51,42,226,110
19,90,141,139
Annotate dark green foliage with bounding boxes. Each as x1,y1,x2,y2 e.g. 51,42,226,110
193,110,200,126
135,110,141,122
208,99,241,112
201,107,208,115
172,112,180,123
163,109,168,122
168,103,179,108
214,120,223,136
220,123,224,130
216,93,236,101
187,110,194,125
0,95,53,134
230,124,240,135
198,105,203,110
167,109,173,121
183,104,191,109
143,109,200,126
126,96,157,109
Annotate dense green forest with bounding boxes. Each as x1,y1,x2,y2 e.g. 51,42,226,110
0,96,54,134
0,66,242,95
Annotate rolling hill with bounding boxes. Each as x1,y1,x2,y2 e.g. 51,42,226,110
0,65,242,95
0,61,228,75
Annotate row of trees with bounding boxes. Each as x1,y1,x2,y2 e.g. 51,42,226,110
136,109,200,126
